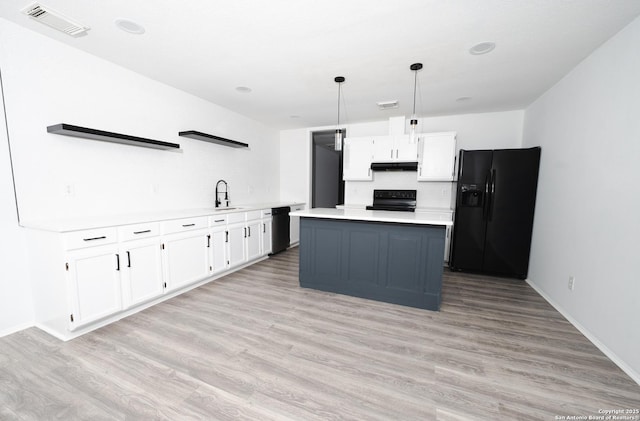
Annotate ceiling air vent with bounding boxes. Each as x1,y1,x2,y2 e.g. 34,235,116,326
377,100,399,110
21,3,89,37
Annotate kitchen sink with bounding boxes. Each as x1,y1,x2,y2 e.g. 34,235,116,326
213,207,237,211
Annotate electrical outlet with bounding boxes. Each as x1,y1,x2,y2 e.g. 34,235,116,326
64,184,75,197
568,276,575,291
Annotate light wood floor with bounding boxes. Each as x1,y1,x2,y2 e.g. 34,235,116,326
1,248,639,420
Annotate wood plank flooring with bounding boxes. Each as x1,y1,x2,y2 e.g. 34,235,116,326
1,248,639,420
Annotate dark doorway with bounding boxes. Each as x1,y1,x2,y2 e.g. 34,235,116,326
312,130,344,208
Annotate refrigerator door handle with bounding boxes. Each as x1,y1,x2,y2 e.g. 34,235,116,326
482,170,491,220
488,169,496,221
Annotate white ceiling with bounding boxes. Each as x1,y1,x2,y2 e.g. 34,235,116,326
2,0,640,130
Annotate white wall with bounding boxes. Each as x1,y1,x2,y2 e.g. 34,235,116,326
0,69,33,336
0,18,280,336
280,111,524,208
0,19,280,223
523,16,640,382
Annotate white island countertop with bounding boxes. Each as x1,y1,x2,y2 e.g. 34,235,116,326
290,208,452,226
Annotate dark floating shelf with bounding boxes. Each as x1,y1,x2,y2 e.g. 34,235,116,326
178,130,248,148
47,123,180,150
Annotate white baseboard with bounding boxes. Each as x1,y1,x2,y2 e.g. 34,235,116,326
526,279,640,386
0,321,34,339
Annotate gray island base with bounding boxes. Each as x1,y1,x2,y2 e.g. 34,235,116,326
298,217,446,311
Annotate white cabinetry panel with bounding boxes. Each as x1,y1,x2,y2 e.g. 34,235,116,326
210,227,227,275
162,229,210,291
246,220,262,261
66,244,122,330
290,204,305,245
227,223,246,268
343,137,373,181
121,237,163,308
372,135,417,163
418,132,457,181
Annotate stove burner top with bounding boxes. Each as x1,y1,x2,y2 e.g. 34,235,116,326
366,189,417,212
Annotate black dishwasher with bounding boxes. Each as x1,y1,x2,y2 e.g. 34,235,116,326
270,206,290,255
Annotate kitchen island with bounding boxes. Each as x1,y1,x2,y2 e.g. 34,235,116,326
289,208,452,311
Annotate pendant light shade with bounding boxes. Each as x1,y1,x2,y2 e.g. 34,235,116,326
334,76,345,151
409,63,422,144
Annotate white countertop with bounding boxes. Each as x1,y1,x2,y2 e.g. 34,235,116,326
21,202,306,233
290,208,452,226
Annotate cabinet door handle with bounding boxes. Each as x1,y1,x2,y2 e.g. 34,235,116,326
133,230,151,235
390,149,393,159
83,236,106,242
225,231,229,243
126,251,131,268
182,223,196,227
244,227,247,238
214,219,225,223
115,254,120,271
248,226,251,237
263,223,266,233
207,234,211,248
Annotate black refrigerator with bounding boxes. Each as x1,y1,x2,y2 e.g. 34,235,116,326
449,147,541,279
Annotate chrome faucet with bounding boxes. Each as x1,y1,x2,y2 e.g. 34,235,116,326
215,179,229,208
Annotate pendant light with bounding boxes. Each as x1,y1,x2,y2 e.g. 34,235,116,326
409,63,423,144
334,76,345,151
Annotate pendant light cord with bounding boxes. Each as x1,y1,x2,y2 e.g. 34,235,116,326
0,67,21,225
412,69,418,116
337,82,341,128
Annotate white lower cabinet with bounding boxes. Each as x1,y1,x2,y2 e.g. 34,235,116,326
27,206,286,340
120,237,164,309
66,244,122,330
209,226,228,275
162,228,210,292
290,204,306,245
246,212,262,262
227,222,246,268
261,209,273,255
119,223,164,309
444,225,452,263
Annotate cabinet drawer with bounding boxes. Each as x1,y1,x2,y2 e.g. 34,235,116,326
227,212,246,225
209,215,228,227
160,216,209,235
63,227,118,250
118,222,160,242
245,210,261,221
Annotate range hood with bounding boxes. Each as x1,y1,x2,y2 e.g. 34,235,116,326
370,162,418,171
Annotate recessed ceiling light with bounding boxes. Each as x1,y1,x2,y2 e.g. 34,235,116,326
235,86,252,93
115,18,145,34
469,42,495,55
456,96,472,102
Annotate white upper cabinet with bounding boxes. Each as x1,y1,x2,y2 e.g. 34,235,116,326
417,132,457,181
394,135,419,162
372,135,418,163
343,137,374,181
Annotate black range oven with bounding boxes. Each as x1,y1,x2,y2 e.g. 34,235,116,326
365,189,417,212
